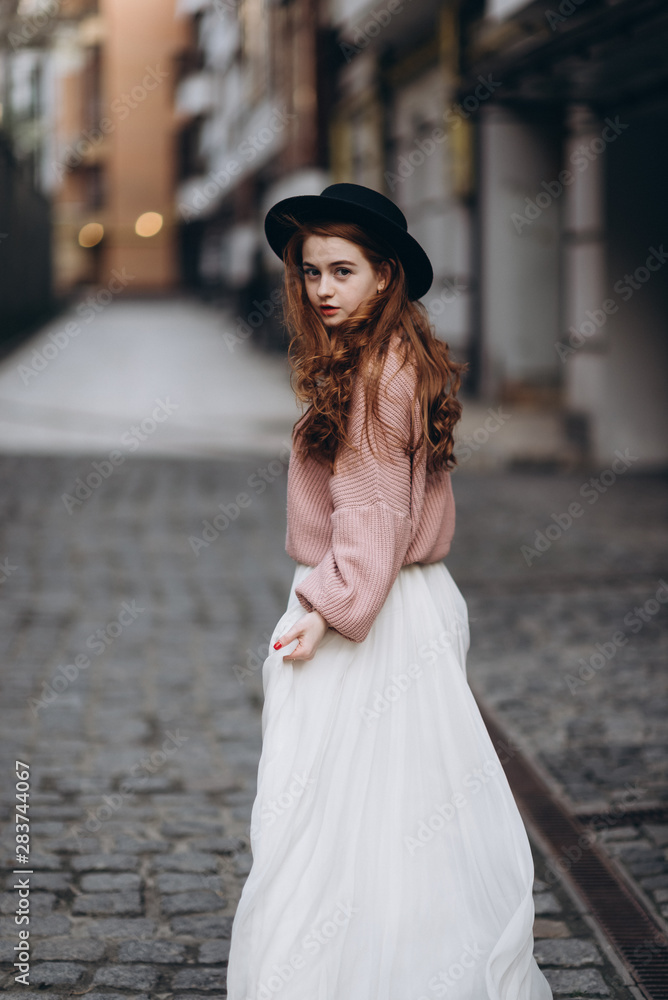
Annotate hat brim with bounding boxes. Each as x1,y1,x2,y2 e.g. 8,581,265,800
264,194,433,301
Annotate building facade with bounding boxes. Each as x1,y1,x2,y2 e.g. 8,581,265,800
0,0,56,340
457,0,668,467
48,0,190,293
176,0,667,469
175,0,342,347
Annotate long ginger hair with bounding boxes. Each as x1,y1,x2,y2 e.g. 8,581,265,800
280,215,467,475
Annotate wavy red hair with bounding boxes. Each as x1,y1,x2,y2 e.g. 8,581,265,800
279,215,467,475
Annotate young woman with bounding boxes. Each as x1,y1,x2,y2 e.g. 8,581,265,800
226,183,553,1000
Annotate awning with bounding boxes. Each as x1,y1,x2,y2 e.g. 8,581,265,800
456,0,668,109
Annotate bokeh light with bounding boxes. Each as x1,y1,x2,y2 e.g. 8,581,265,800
135,212,163,237
78,222,104,248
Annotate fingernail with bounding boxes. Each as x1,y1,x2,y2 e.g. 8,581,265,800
273,641,282,650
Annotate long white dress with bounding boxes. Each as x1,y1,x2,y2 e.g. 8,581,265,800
226,558,553,1000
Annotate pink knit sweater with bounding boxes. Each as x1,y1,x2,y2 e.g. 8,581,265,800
285,335,456,643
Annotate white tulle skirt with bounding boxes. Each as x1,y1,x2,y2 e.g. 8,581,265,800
226,560,553,1000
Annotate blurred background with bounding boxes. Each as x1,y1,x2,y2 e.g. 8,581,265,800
1,1,668,997
1,0,667,465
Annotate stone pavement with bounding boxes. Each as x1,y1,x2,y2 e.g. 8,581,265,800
446,467,668,941
1,452,666,999
0,297,300,457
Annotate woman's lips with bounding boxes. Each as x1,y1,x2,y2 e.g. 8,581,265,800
320,305,339,313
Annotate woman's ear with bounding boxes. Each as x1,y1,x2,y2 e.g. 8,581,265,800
376,260,391,294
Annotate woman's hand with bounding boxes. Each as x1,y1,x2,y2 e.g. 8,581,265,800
274,610,329,662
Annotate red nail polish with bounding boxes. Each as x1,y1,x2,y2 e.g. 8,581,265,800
273,641,282,650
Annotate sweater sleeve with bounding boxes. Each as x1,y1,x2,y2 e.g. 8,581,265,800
294,347,420,643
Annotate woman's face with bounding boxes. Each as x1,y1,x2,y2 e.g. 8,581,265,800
301,235,388,327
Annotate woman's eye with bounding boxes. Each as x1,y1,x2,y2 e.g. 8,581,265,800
336,267,351,276
303,268,318,278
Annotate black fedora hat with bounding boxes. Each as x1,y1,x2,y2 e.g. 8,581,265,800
264,182,433,300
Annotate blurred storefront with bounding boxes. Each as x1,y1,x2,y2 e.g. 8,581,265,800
1,0,193,310
174,0,338,348
457,0,668,466
48,0,190,293
174,0,474,353
173,0,668,468
329,0,476,376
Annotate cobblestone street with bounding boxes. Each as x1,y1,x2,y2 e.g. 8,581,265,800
1,455,666,998
0,300,666,999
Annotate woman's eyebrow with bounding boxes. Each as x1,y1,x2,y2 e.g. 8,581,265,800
302,259,357,267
